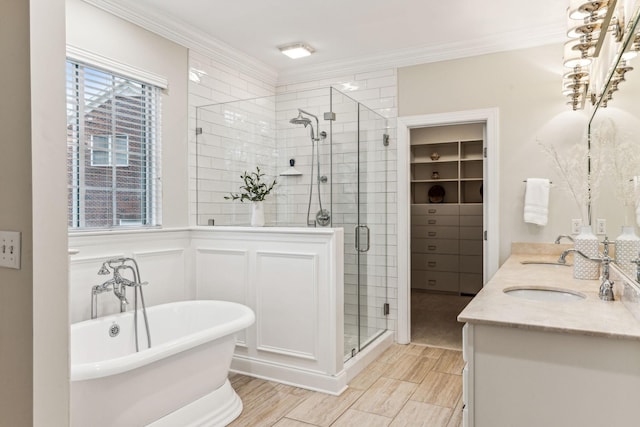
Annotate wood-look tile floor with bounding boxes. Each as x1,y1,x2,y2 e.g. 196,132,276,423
228,343,463,427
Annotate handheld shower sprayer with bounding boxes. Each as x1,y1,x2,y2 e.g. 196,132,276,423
98,262,111,275
289,107,331,227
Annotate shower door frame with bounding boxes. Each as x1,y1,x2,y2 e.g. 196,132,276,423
396,108,500,344
330,88,389,360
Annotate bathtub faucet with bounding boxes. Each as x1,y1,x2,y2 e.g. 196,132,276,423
91,258,147,319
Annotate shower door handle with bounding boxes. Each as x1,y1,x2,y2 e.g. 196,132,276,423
355,225,370,252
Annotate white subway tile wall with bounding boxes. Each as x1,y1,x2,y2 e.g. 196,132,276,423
278,72,398,353
188,48,398,352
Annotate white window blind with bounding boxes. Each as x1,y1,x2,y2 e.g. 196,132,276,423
66,59,162,229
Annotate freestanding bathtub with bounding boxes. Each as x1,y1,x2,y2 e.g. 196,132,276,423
70,300,255,427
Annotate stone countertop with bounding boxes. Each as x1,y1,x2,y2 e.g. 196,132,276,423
458,243,640,340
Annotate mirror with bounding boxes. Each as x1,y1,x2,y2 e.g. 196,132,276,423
590,4,640,277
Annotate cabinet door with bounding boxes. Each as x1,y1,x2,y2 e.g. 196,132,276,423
460,273,483,294
460,255,482,274
460,239,482,256
459,226,482,240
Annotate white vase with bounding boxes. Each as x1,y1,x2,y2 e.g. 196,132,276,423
251,201,265,227
573,225,599,280
615,226,640,276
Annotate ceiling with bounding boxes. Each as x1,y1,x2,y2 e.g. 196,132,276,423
94,0,568,82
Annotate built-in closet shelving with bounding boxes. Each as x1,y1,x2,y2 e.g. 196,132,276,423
410,123,484,295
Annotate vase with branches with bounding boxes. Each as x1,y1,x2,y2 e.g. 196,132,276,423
538,135,602,226
539,136,602,279
225,166,277,226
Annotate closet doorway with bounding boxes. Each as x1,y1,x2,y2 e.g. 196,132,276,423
396,109,499,347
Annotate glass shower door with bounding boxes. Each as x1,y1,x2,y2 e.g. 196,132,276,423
330,88,388,359
356,103,388,350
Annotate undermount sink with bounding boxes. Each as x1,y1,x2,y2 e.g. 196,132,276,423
503,286,586,302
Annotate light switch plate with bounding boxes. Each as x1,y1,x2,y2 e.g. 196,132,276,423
0,231,21,269
571,219,582,234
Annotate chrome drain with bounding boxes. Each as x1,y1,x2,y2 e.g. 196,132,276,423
108,323,120,337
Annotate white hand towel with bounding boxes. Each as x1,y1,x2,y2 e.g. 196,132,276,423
524,178,550,226
634,177,640,227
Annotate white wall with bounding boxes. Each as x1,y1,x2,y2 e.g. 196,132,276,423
31,0,70,423
398,44,589,265
66,0,190,227
0,2,35,423
0,0,69,425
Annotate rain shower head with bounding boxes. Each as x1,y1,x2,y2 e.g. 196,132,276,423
290,113,312,127
290,108,320,142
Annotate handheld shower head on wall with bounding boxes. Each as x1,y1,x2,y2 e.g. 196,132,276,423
289,107,330,227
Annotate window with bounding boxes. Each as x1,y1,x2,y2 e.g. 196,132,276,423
91,134,129,167
66,59,162,229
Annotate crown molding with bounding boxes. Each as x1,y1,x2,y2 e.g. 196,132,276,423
82,1,564,89
81,0,278,86
276,23,567,86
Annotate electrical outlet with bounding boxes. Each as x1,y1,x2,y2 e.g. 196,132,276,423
0,231,21,269
596,218,607,234
571,219,582,234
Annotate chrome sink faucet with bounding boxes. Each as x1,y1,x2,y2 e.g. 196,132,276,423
557,237,614,301
554,235,575,244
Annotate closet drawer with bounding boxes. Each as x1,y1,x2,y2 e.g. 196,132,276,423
412,253,459,272
412,215,459,227
412,238,458,255
412,225,459,239
460,273,483,294
460,204,482,215
460,239,482,256
460,215,482,227
411,271,459,292
460,255,482,274
412,204,459,216
459,226,482,240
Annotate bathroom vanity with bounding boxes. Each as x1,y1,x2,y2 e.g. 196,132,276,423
459,244,640,427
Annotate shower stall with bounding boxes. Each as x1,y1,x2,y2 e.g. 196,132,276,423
195,87,389,361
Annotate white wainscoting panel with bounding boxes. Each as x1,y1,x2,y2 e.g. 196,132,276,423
255,251,318,360
132,248,187,307
191,226,345,394
68,229,191,323
195,247,250,346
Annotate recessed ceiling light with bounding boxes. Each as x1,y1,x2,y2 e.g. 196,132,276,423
278,43,315,59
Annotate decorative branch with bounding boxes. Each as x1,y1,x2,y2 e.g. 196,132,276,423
224,166,277,202
538,137,592,223
591,117,640,224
